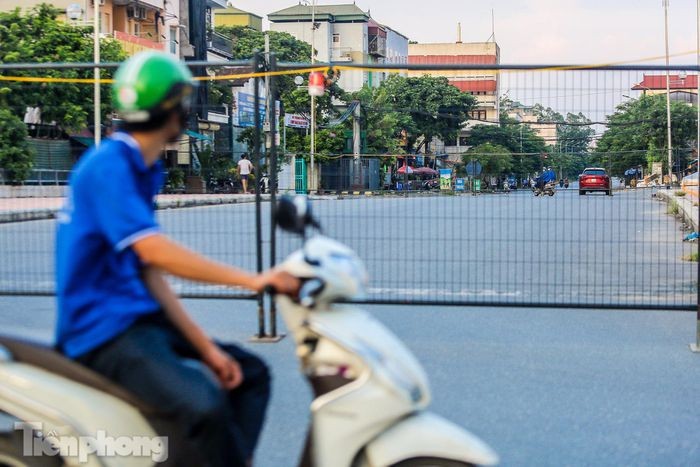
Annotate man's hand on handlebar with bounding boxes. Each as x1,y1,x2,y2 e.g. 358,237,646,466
254,269,300,296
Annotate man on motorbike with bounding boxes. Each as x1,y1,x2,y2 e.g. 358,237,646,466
55,51,299,467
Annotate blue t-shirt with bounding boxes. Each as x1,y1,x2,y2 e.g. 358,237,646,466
55,132,164,358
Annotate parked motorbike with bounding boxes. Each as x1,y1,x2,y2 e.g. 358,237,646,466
258,173,270,194
271,195,499,466
207,176,235,194
533,181,556,197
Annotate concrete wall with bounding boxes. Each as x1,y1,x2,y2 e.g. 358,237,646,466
270,21,330,62
386,29,408,65
332,22,367,92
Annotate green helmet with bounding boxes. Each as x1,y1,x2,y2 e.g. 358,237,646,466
112,51,194,124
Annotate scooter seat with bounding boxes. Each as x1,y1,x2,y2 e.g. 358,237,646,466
0,335,203,465
0,335,157,415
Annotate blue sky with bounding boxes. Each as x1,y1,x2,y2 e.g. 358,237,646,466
233,0,699,64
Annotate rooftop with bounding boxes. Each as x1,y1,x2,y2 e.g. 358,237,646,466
632,74,699,90
268,3,369,22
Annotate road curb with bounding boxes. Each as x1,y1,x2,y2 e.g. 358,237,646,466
656,190,699,231
0,193,350,224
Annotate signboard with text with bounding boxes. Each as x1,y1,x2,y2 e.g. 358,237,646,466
285,114,309,129
439,169,452,190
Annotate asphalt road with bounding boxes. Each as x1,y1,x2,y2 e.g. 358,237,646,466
0,296,698,466
0,187,699,465
2,186,695,308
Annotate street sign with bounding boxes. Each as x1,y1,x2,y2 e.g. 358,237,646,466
473,179,481,192
455,178,465,191
284,114,309,128
466,161,482,176
236,92,266,128
439,169,452,190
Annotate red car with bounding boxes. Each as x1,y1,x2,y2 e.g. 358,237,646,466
579,168,612,196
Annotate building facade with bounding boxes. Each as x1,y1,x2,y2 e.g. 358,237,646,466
408,41,500,124
1,0,181,56
505,103,558,147
407,41,500,157
213,5,262,30
268,3,408,92
632,74,699,105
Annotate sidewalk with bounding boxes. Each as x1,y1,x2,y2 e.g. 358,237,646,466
0,194,269,223
655,188,699,231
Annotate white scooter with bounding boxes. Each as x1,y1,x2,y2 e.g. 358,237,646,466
272,195,498,467
0,197,498,467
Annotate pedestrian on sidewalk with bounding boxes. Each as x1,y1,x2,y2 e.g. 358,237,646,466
238,153,254,194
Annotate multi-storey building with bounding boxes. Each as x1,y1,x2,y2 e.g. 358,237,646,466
0,0,182,56
268,3,408,92
407,41,500,157
632,74,699,105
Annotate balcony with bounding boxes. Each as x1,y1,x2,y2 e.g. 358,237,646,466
207,31,233,59
331,47,353,63
368,34,386,57
113,0,163,8
113,30,164,55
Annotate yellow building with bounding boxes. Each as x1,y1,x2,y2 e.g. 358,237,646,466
408,42,500,124
213,6,262,30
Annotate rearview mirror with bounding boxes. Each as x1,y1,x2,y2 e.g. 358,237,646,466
275,195,319,234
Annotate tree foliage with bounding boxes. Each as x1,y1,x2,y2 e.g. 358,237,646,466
594,94,697,175
347,85,412,154
0,4,127,132
379,75,477,151
0,107,34,183
467,120,548,176
215,26,314,108
463,143,512,176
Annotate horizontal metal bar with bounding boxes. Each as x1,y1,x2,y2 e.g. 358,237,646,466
0,60,252,71
279,61,700,72
1,60,698,72
0,291,693,312
340,299,696,312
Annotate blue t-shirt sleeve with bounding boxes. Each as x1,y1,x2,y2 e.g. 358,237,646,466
90,159,159,252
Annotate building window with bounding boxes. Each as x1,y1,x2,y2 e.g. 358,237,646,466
459,136,469,146
469,110,487,121
170,26,177,54
133,22,141,36
332,33,340,45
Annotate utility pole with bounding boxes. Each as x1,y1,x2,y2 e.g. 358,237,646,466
93,0,101,145
264,33,271,156
309,0,317,192
352,101,361,188
664,0,673,187
690,0,700,353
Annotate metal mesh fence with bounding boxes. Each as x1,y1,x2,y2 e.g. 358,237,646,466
0,61,698,312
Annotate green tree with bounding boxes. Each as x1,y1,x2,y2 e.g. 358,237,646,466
464,143,512,177
594,94,697,175
0,4,127,132
347,84,412,154
214,26,314,109
379,75,477,152
0,107,34,183
468,120,548,177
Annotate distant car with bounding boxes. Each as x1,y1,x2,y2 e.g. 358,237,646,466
579,168,612,196
507,176,517,190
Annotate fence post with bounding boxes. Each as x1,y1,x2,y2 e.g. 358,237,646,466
252,51,266,340
267,53,283,341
